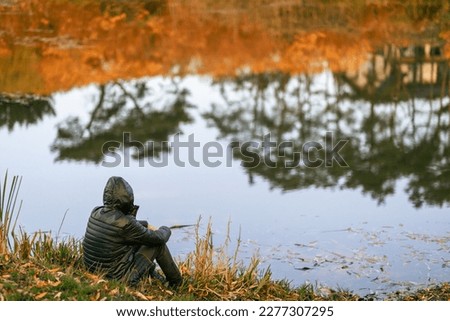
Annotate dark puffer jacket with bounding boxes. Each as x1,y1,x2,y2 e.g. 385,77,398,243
82,176,171,279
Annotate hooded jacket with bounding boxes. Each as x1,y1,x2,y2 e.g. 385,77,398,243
82,176,171,279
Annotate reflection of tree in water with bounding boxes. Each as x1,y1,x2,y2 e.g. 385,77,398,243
0,94,55,131
204,68,450,208
51,79,193,163
204,72,355,192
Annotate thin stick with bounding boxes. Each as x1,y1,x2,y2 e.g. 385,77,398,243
169,224,195,229
56,209,69,242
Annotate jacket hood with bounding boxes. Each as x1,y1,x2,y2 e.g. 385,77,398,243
103,176,134,213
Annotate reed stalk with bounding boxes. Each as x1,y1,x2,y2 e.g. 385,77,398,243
0,171,22,255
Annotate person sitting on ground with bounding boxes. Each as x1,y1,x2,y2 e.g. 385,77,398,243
82,176,182,288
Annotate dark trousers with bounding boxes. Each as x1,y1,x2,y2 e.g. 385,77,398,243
126,244,182,287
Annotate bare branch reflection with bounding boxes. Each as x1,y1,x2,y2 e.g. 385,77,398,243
51,79,194,163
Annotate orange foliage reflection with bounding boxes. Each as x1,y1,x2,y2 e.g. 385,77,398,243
0,0,448,94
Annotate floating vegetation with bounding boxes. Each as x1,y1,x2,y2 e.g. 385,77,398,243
241,223,450,297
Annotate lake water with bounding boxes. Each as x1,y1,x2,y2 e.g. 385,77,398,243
1,0,449,297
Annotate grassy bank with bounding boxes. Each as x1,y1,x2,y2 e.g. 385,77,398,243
1,174,449,301
0,222,360,301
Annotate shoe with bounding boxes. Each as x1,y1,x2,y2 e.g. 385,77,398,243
150,269,167,284
167,277,182,289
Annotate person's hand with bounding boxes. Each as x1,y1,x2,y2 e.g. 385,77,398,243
130,205,139,217
147,224,157,231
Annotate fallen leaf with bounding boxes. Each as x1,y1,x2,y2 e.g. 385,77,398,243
108,288,119,296
49,280,61,287
133,291,149,301
21,263,33,268
295,267,312,271
33,276,47,288
35,292,47,300
91,291,101,301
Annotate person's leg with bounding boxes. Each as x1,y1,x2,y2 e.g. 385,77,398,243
128,244,182,287
152,245,182,287
126,249,156,287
